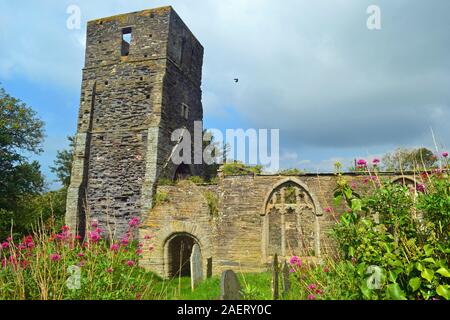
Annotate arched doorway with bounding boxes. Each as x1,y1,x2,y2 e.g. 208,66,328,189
166,233,198,277
174,163,191,181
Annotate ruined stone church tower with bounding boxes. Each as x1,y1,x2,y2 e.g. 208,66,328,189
66,7,204,236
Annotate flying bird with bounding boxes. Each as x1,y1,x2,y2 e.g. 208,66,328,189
234,78,239,83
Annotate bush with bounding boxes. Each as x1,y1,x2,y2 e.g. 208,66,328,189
0,218,157,300
222,162,262,176
329,161,450,300
278,168,303,175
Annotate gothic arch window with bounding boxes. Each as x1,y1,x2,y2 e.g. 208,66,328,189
262,180,321,260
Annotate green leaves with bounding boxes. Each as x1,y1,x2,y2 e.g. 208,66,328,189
386,283,407,300
436,267,450,278
420,268,434,283
351,199,362,212
436,285,450,300
408,277,421,292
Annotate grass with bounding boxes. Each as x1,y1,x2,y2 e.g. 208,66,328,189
152,272,308,300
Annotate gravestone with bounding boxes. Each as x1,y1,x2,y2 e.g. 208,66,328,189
220,270,241,300
272,254,279,300
281,261,291,298
190,244,203,290
207,257,213,278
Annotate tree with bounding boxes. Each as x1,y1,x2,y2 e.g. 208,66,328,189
0,87,45,238
50,136,75,188
382,147,437,171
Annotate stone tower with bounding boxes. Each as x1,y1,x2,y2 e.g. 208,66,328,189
66,6,204,237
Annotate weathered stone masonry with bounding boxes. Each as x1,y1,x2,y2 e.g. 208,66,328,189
66,7,204,237
66,7,419,278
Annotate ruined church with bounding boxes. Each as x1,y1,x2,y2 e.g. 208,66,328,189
66,6,415,278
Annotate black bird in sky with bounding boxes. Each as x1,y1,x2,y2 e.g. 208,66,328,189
234,78,239,83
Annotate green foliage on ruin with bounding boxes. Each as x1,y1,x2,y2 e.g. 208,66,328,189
203,191,219,217
278,168,304,175
188,176,205,184
221,161,263,176
154,191,169,205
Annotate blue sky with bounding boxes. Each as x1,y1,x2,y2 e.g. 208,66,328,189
1,0,449,188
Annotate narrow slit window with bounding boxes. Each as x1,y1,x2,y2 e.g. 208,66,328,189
121,27,132,57
181,103,189,120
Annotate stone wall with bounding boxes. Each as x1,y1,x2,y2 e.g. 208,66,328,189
140,173,418,278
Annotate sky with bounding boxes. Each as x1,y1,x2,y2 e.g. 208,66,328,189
1,0,449,188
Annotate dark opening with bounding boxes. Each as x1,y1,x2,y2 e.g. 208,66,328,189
168,234,196,277
174,163,191,181
121,27,132,56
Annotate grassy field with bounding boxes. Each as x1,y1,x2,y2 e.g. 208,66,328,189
153,272,305,300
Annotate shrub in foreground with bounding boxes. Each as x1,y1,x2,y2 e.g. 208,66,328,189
0,218,157,300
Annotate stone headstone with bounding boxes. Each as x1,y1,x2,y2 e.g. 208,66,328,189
220,270,241,300
207,257,213,278
272,254,279,300
190,244,203,290
281,261,291,298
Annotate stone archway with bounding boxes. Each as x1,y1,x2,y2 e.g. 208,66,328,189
392,176,416,188
174,163,192,181
165,232,199,278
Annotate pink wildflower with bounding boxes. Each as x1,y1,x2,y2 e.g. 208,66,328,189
120,236,129,246
357,159,367,167
307,294,316,300
106,267,113,273
128,217,140,228
50,253,61,262
307,283,317,290
88,231,101,242
91,220,98,228
144,235,152,240
442,152,448,158
324,207,332,213
289,256,302,267
110,244,120,252
77,252,85,257
126,260,135,267
372,158,380,165
416,184,426,193
1,242,9,249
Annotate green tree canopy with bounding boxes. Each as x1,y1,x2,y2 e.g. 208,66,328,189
0,87,45,238
50,136,74,188
382,147,437,171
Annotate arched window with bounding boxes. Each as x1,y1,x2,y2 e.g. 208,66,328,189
262,180,320,259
